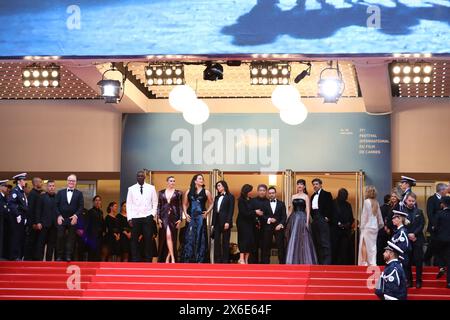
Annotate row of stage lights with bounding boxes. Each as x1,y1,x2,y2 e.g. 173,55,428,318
390,62,433,84
21,64,60,88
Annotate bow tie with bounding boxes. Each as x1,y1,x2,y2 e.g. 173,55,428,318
68,189,74,192
270,200,276,203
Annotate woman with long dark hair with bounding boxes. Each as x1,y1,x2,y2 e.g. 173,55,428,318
285,179,317,264
103,201,121,261
211,180,235,263
331,188,354,265
236,184,256,264
157,176,183,263
117,201,131,262
181,174,213,263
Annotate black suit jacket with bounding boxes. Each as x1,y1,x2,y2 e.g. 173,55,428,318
435,208,450,243
405,207,425,241
36,192,57,228
27,188,42,225
311,189,333,221
268,199,287,228
426,194,442,233
212,193,235,229
250,197,272,229
55,189,84,219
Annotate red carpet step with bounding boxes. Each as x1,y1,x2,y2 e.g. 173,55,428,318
0,262,449,300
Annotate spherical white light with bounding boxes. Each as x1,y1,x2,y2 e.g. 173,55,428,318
43,80,49,87
403,66,411,74
251,78,258,85
403,76,411,84
261,68,268,75
271,85,300,110
423,76,431,83
271,68,278,75
165,68,172,76
423,65,432,74
251,68,258,76
175,68,182,76
156,68,163,76
279,102,308,125
32,70,40,78
413,66,421,74
23,80,31,87
413,76,421,84
146,69,153,76
23,70,31,78
51,70,58,78
393,76,401,84
168,85,197,112
392,65,401,74
183,99,210,125
281,68,289,75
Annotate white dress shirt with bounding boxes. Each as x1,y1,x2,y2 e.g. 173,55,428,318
312,189,321,210
270,199,277,213
126,183,158,221
67,188,74,204
217,193,225,212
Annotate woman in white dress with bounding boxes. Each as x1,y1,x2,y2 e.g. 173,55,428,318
358,185,384,266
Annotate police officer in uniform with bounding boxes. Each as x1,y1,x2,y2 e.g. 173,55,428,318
391,210,411,284
398,176,416,211
375,241,408,300
402,192,425,288
8,173,28,261
0,179,10,260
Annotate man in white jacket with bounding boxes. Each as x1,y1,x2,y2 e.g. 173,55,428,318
126,170,158,262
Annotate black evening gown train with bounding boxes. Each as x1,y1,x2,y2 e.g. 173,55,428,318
285,198,317,264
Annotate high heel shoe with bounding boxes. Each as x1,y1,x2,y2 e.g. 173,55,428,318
238,259,245,264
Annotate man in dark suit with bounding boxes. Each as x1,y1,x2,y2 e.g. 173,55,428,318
8,173,28,261
266,186,287,264
0,180,10,260
55,174,84,262
212,180,235,264
310,178,333,265
249,184,271,264
403,193,425,288
433,196,450,288
425,183,448,266
35,180,58,261
24,177,43,260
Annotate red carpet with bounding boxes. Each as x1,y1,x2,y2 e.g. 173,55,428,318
0,262,449,300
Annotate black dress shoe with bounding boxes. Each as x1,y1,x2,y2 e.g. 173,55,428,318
437,268,446,279
65,257,72,262
416,281,422,289
447,283,450,289
56,257,63,261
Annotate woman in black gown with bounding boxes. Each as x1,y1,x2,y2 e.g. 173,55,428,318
181,174,213,263
104,202,121,262
331,188,355,265
117,201,131,262
285,198,317,264
157,176,183,263
237,184,256,264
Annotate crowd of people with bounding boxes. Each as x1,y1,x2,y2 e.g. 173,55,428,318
1,172,449,299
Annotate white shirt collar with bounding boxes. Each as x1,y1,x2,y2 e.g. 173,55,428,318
18,185,23,191
436,193,442,200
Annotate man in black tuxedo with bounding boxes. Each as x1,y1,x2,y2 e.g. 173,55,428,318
35,180,58,261
266,187,287,264
310,178,333,265
433,196,450,288
212,180,235,264
425,183,448,266
55,174,84,262
249,184,270,264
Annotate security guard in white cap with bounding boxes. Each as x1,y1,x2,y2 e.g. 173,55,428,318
0,179,9,260
391,209,412,285
375,241,408,300
8,173,28,260
399,176,416,210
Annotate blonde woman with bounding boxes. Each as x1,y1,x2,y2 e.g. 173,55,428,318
358,186,384,266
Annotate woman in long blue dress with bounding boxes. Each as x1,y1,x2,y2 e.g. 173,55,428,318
181,174,213,263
